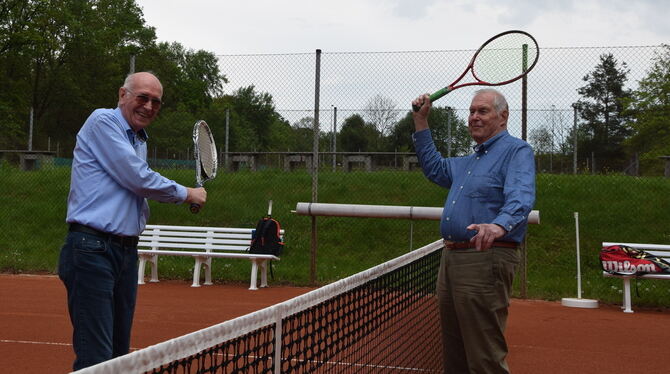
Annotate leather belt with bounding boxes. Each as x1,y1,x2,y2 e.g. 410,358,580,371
443,240,519,250
69,223,139,247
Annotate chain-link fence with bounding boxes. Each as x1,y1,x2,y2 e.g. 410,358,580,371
2,45,669,300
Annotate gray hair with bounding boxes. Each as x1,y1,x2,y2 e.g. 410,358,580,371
474,88,508,113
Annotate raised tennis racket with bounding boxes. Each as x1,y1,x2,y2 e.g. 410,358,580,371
413,30,539,111
190,120,217,214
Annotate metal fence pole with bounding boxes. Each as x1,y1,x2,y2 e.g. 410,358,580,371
310,49,322,285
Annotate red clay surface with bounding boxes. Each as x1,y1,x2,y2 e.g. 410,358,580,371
2,273,669,374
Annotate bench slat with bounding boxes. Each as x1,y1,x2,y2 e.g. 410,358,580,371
141,232,253,240
138,249,278,260
138,242,250,251
602,242,670,252
139,237,252,246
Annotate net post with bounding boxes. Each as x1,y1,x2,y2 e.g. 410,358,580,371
273,305,283,373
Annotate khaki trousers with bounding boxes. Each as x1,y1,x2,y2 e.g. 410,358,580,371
436,245,519,374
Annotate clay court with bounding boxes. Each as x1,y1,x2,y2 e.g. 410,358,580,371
2,273,669,374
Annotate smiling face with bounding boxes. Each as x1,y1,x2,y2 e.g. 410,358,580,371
118,72,163,132
468,91,508,144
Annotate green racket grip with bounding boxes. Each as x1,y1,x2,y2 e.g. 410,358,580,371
412,87,453,112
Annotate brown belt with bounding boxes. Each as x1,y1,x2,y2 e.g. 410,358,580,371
443,240,519,250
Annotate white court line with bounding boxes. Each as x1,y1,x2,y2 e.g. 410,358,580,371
0,339,72,347
0,339,143,351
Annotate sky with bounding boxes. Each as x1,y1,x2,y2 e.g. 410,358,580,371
133,0,668,140
136,0,669,54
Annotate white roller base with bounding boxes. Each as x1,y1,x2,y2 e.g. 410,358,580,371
561,297,599,308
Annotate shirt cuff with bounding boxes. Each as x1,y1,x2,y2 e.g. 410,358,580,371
177,185,188,204
412,128,432,144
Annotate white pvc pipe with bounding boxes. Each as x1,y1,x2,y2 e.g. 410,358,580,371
294,202,540,224
575,212,582,298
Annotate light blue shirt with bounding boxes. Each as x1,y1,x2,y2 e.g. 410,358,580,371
413,129,536,243
66,108,187,236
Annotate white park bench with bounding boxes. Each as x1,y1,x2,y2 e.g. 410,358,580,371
138,224,283,290
602,242,670,313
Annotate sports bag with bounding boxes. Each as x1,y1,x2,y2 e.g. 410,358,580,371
600,245,670,276
249,217,284,256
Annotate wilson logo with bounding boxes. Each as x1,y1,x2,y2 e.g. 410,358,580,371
601,260,658,274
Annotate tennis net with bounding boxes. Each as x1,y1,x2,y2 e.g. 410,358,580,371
74,240,444,373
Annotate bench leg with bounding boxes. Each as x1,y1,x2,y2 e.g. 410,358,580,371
149,255,159,283
622,277,633,313
192,257,205,287
204,257,213,286
137,256,147,285
260,260,269,288
249,260,259,291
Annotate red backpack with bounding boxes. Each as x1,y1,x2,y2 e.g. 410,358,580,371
600,245,670,276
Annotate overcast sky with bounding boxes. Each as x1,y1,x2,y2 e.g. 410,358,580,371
136,0,668,54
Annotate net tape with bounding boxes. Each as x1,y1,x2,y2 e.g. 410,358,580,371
74,240,444,374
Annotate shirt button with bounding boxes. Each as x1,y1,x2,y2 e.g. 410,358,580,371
452,201,456,204
446,217,450,221
460,186,464,189
448,235,452,239
467,171,471,174
476,157,480,160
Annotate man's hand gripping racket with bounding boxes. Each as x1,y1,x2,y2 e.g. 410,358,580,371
413,30,539,112
190,120,217,213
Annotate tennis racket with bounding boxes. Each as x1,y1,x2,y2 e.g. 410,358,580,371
190,120,217,214
413,30,539,111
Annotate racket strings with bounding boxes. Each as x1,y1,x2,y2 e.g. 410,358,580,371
197,126,217,178
472,33,539,84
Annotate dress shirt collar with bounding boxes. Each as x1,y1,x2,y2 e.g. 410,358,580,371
472,130,508,154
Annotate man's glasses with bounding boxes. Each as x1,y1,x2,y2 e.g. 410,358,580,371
125,89,162,109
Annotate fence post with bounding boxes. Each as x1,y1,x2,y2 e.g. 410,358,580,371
310,49,322,285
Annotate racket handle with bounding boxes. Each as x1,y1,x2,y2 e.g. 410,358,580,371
412,87,452,112
429,87,452,103
189,182,204,214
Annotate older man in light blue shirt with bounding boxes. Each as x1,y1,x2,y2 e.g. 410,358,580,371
58,72,207,370
412,89,535,374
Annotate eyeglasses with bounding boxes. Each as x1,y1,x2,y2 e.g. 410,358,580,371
125,88,162,109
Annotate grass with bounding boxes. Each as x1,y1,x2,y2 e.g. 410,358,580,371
1,163,669,308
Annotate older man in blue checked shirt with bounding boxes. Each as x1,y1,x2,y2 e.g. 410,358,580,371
412,89,535,374
58,72,207,371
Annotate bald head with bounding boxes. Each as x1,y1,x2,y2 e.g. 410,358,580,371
118,72,163,132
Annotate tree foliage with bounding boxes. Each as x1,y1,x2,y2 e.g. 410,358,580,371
623,45,670,172
575,53,632,171
390,106,471,155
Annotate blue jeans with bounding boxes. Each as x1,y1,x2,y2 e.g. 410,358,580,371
58,230,138,371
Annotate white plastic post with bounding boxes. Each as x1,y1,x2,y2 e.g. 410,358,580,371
561,212,598,308
575,212,582,298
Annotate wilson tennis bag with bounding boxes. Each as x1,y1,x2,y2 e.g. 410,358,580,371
600,245,670,276
249,217,284,256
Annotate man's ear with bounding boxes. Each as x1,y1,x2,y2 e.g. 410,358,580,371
500,110,509,126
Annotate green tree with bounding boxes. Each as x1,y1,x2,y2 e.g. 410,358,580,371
0,0,157,153
338,114,379,152
575,53,632,172
141,42,226,114
389,106,471,155
623,45,670,174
